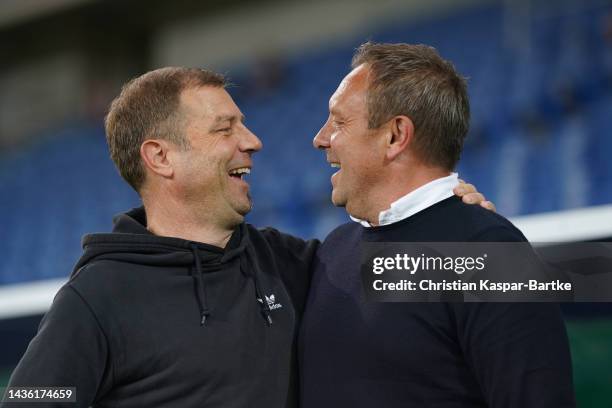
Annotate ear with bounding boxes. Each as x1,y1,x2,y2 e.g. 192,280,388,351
385,115,414,161
140,139,175,179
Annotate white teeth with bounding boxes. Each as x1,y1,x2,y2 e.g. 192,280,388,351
330,163,341,168
229,167,251,176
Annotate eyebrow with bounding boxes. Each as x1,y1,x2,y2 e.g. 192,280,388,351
210,114,245,129
329,108,344,119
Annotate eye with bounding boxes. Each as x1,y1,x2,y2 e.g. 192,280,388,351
216,127,231,133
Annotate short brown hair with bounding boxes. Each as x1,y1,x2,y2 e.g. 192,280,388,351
352,42,469,170
105,67,226,192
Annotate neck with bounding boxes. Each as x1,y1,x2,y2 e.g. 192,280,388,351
142,191,237,248
361,165,450,226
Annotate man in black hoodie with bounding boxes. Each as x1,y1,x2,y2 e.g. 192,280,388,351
3,67,487,408
3,68,320,408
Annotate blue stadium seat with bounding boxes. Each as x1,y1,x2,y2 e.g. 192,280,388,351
1,0,611,284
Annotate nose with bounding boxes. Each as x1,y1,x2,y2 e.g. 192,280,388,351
313,118,331,150
240,125,263,153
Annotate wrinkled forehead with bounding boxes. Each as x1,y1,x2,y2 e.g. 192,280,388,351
180,86,242,122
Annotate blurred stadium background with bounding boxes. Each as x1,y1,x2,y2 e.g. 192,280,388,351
1,0,611,405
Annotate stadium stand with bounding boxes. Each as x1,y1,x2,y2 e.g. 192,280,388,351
1,1,611,286
1,1,611,404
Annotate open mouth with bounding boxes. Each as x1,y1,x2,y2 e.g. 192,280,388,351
329,162,341,185
228,167,251,180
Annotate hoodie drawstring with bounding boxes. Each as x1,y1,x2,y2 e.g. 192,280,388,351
189,239,272,327
245,246,273,326
190,244,211,326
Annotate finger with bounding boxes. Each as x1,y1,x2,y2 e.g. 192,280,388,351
454,183,476,196
461,183,476,194
462,192,485,204
453,183,468,196
480,200,497,212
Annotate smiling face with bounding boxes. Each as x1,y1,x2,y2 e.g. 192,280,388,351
170,85,262,226
312,64,388,220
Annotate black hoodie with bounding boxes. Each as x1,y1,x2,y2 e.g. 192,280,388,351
4,207,318,408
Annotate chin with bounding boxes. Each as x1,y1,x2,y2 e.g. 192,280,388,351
237,207,251,217
227,209,246,225
344,199,369,221
235,197,253,217
331,191,347,208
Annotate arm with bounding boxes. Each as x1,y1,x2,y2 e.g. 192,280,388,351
2,285,110,408
455,226,575,407
453,302,575,407
259,227,320,313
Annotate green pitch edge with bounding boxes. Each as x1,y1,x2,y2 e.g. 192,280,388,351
566,319,612,407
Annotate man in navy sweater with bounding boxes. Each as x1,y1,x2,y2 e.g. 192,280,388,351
299,42,575,407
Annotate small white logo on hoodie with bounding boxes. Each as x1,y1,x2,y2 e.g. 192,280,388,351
258,294,283,310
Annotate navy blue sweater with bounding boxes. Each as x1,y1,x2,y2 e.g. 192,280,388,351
299,196,575,407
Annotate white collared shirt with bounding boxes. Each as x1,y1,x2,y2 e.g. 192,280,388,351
350,173,460,227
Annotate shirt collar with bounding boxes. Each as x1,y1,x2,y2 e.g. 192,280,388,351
350,173,459,227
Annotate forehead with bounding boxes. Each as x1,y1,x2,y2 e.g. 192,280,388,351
180,86,242,122
329,63,370,115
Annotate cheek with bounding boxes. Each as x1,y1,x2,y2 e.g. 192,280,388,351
183,156,218,184
349,148,383,183
173,156,195,182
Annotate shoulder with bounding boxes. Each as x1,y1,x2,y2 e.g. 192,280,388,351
459,203,526,242
70,259,126,286
249,224,319,269
250,224,320,252
316,222,362,259
68,260,140,309
322,221,361,244
430,198,527,242
38,277,110,340
70,261,111,288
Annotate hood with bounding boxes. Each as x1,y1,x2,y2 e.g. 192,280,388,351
73,207,247,272
72,207,274,326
